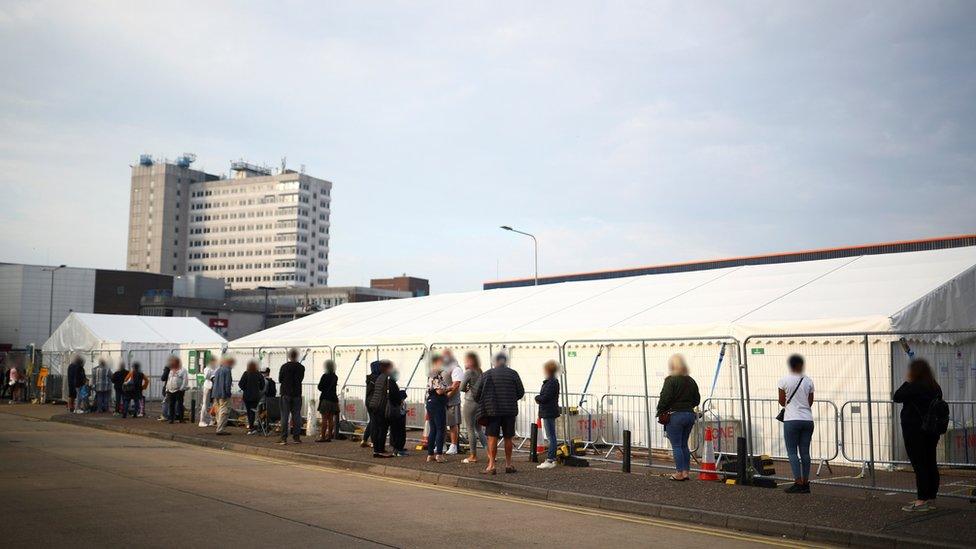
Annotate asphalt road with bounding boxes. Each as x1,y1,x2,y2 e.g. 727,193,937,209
0,411,824,548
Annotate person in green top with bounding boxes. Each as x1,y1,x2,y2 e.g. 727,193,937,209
656,354,701,480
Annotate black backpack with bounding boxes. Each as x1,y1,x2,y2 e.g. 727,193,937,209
368,374,389,413
918,398,950,435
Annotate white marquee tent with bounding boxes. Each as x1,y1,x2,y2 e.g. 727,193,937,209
43,313,227,399
229,247,976,464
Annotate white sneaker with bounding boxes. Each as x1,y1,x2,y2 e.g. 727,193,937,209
445,444,458,455
537,460,557,470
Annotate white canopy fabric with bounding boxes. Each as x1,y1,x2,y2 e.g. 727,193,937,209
232,247,976,349
43,313,227,352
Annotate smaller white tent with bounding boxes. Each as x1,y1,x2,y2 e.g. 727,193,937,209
43,313,226,398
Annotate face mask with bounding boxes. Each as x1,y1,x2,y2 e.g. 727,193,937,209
391,370,400,382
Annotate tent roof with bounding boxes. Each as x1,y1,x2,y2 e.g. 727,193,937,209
231,247,976,348
42,313,227,352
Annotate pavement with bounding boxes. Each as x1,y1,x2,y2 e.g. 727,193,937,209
4,403,976,547
2,407,816,549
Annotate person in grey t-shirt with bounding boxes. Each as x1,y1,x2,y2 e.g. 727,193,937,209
443,349,465,455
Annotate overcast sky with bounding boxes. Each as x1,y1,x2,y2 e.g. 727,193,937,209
1,1,974,293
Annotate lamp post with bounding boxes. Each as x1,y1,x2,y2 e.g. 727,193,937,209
257,286,274,329
500,226,538,286
41,265,66,337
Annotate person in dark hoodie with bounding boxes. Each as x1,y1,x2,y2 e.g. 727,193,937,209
66,355,86,413
535,360,561,470
316,359,339,442
277,349,306,445
388,365,408,456
238,360,266,434
368,360,395,458
361,360,382,448
894,358,944,512
111,362,128,415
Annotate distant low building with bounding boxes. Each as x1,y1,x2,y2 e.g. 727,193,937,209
370,275,429,297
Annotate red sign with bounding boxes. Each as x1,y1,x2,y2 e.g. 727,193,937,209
208,318,229,328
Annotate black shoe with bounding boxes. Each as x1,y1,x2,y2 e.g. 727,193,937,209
798,483,810,493
277,439,288,445
785,483,805,494
292,437,301,443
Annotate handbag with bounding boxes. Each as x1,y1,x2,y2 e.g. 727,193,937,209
776,377,805,422
657,377,691,426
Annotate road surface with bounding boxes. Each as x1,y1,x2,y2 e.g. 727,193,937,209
0,411,823,548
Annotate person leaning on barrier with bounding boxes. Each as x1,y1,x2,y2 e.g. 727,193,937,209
278,348,306,445
894,358,945,512
778,354,815,494
535,360,561,470
238,360,265,434
473,352,525,475
656,354,700,481
212,356,235,435
461,352,488,464
316,359,339,442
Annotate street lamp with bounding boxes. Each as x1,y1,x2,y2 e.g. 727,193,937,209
41,265,67,336
500,226,538,286
257,286,274,329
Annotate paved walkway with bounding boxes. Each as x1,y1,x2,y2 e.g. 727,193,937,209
1,409,818,549
4,404,975,547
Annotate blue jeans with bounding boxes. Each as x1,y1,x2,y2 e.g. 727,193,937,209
664,411,696,471
543,417,558,462
95,391,111,412
426,398,447,455
783,420,815,480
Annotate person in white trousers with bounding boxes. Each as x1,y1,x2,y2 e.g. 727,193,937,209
198,356,217,427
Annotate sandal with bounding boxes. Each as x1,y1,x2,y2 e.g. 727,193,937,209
462,457,477,464
481,468,496,475
668,474,688,481
505,466,517,474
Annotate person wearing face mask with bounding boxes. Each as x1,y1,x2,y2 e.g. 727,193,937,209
388,366,409,456
317,359,340,442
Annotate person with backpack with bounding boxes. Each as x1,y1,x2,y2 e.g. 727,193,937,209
277,349,305,445
894,358,946,512
238,360,266,434
425,355,450,462
121,362,148,418
367,360,395,458
656,354,700,481
777,354,815,493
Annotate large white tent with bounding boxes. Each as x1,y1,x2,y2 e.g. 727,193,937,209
229,247,976,464
43,313,226,399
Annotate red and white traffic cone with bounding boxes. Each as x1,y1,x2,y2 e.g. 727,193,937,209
698,426,720,481
535,418,545,454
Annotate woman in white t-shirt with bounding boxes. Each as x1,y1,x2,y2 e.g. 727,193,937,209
777,354,815,493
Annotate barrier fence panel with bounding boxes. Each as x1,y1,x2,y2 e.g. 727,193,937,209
744,329,976,499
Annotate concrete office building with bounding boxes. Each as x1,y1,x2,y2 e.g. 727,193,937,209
127,154,332,289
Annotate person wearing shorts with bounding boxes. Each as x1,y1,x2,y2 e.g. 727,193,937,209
472,353,524,475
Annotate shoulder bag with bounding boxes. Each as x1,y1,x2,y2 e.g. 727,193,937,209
657,377,690,426
776,377,804,422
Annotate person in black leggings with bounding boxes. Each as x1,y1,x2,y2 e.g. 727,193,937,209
238,360,266,434
893,358,944,512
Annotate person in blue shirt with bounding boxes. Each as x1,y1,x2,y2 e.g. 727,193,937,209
212,356,235,435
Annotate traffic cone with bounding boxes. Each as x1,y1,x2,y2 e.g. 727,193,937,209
535,418,546,454
699,426,720,481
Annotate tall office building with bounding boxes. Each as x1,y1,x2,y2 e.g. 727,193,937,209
127,155,332,289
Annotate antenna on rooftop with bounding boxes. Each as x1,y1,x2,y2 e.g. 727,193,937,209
280,156,287,173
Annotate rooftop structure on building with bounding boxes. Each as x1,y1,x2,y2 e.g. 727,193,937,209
126,153,332,290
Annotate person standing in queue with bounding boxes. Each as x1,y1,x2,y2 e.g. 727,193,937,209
388,365,408,457
473,352,525,475
778,354,815,493
425,354,449,462
198,356,217,427
894,359,945,512
535,360,561,470
212,356,234,435
111,361,128,416
66,355,85,413
164,357,189,424
121,362,148,419
361,361,382,448
368,360,395,458
91,359,112,413
316,359,339,442
461,352,487,464
443,349,465,455
278,349,306,445
656,354,700,481
238,360,266,434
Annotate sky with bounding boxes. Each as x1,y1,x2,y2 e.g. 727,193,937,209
1,1,974,293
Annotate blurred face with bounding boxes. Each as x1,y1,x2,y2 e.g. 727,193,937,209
325,361,335,373
544,362,558,377
221,358,235,369
464,354,476,369
431,358,443,373
493,356,507,368
443,349,454,362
